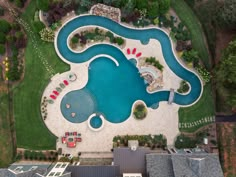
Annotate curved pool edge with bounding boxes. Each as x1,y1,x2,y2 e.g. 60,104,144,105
54,14,203,108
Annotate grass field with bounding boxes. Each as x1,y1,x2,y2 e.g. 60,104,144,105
178,84,215,132
0,92,13,167
171,0,215,133
13,0,69,150
171,0,211,69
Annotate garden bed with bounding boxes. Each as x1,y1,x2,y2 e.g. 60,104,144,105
69,27,126,51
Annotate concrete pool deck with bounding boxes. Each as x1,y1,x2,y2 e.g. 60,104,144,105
42,38,181,155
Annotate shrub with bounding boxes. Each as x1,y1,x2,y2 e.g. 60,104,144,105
115,37,124,45
105,31,114,42
0,44,5,54
196,65,211,83
145,57,164,71
39,28,55,42
71,36,79,44
182,50,199,63
133,103,147,120
177,80,190,93
175,134,196,149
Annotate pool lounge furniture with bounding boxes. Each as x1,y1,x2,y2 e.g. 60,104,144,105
127,48,130,54
76,137,82,142
136,52,142,57
61,137,66,144
73,132,77,136
53,90,59,96
132,48,137,54
50,95,56,100
63,80,69,85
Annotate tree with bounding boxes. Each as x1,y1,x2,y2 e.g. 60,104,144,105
37,0,50,11
217,0,236,29
0,20,11,34
0,44,5,55
135,0,147,10
215,39,236,107
15,0,24,8
147,2,159,18
0,32,6,44
159,0,170,15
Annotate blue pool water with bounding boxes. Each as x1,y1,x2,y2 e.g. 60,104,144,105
90,116,103,129
58,15,202,123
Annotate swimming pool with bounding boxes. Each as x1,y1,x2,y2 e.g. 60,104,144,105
90,116,103,129
57,15,202,124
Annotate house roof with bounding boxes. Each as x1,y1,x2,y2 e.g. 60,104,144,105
146,153,224,177
146,154,175,177
66,165,119,177
114,147,152,176
0,168,48,177
171,154,224,177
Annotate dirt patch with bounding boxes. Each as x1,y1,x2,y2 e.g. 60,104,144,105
217,123,236,177
215,30,236,64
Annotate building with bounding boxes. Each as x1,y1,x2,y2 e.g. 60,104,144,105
0,147,223,177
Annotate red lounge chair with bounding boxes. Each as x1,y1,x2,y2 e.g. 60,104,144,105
132,48,136,54
61,137,66,144
73,132,77,136
76,137,82,142
53,91,59,96
67,142,76,148
50,95,56,100
63,80,69,86
127,48,130,54
136,52,142,57
65,132,69,136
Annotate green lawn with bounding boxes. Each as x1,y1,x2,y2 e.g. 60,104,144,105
0,92,13,167
171,0,215,133
171,0,211,69
178,84,215,132
13,0,69,150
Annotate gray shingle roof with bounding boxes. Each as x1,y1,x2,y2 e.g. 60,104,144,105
66,165,119,177
146,154,174,177
114,147,152,176
146,153,224,177
171,154,224,177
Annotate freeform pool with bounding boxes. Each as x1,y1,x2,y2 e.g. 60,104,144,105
57,15,202,124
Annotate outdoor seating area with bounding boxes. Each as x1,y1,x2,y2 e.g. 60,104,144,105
90,3,121,22
61,132,82,148
49,80,69,101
